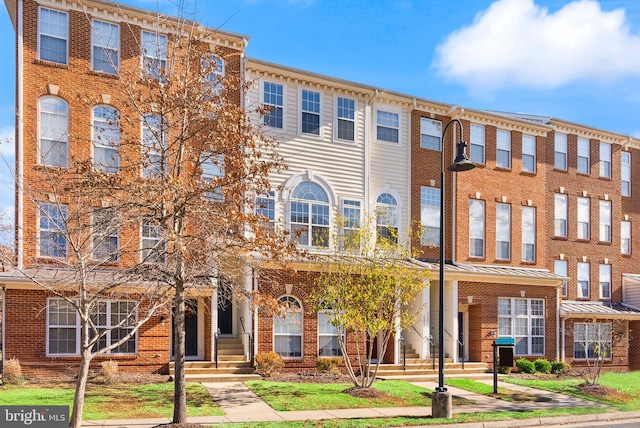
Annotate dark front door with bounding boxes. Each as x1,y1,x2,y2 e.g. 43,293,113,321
218,299,233,335
458,312,464,362
185,300,198,356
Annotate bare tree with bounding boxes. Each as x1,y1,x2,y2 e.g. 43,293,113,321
311,215,428,389
571,318,627,385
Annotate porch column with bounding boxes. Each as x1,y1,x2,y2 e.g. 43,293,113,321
421,283,430,359
445,280,459,363
211,276,219,361
243,267,253,360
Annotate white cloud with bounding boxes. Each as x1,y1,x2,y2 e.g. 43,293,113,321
434,0,640,91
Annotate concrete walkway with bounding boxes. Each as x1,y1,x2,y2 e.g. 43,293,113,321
83,379,640,427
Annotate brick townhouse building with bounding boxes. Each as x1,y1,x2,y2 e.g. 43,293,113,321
2,0,640,378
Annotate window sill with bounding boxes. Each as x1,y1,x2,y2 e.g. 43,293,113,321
576,239,591,243
597,241,612,246
552,168,568,173
467,256,485,261
494,166,512,172
520,171,537,177
598,176,612,181
552,236,569,241
34,59,69,69
622,254,632,258
493,259,512,263
88,70,119,79
576,172,591,177
520,261,537,265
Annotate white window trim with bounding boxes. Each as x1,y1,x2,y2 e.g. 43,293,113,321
495,203,511,260
46,298,138,356
91,19,120,74
375,107,401,144
599,264,611,300
38,96,69,168
599,142,612,178
622,151,631,197
273,296,303,359
573,322,612,360
91,208,120,263
141,220,166,264
599,200,612,243
421,186,441,247
577,262,590,298
622,220,631,255
38,203,68,259
522,206,536,262
140,30,168,80
521,134,536,173
577,137,590,174
92,105,120,173
262,80,286,132
420,117,442,151
38,7,68,65
470,124,485,164
555,260,568,297
497,297,545,356
469,199,485,258
318,309,344,358
577,197,590,240
496,129,511,169
554,193,568,238
289,181,332,248
554,133,568,170
300,88,322,137
335,96,356,143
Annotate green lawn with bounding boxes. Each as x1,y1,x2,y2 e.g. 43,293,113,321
503,371,640,411
0,382,223,420
245,380,438,411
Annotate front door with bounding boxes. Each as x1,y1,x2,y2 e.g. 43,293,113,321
173,299,198,358
218,300,233,335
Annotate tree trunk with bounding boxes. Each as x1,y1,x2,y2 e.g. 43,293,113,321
173,280,187,423
70,348,92,428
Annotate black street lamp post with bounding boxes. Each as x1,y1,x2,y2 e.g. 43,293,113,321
432,118,475,419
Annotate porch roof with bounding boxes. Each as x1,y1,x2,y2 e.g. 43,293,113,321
559,300,640,320
414,260,568,286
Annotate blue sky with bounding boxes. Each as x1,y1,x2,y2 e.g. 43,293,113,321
1,0,640,229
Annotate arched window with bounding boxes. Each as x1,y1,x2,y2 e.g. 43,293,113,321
290,181,330,247
39,97,68,167
318,306,343,357
92,106,120,173
274,296,302,358
376,193,398,244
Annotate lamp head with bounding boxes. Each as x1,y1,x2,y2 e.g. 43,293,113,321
448,140,476,172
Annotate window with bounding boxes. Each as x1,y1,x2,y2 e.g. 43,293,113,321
256,191,276,228
301,89,320,135
498,298,545,356
92,20,119,74
622,220,631,255
336,97,355,141
290,182,330,247
577,197,590,240
600,143,611,178
420,118,441,151
496,130,511,168
47,298,137,355
554,133,567,170
39,97,69,167
574,323,611,359
274,296,302,358
470,124,485,164
420,187,440,247
263,82,283,128
599,200,611,242
495,203,511,260
522,206,536,262
376,110,399,143
92,208,119,262
577,262,590,298
599,264,611,299
341,199,361,248
39,203,68,258
141,31,167,80
201,153,224,201
142,114,166,177
376,193,399,244
141,220,166,263
318,308,343,357
577,138,590,174
39,7,68,64
554,194,568,238
92,106,120,173
204,55,224,96
555,260,568,297
469,199,485,258
622,151,631,197
521,134,536,173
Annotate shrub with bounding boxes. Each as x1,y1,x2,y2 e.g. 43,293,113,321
316,357,342,373
516,358,535,374
497,366,512,375
534,358,551,374
100,360,120,384
2,357,24,384
551,360,571,376
255,352,284,377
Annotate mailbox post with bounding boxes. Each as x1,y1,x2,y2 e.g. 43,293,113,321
492,337,514,394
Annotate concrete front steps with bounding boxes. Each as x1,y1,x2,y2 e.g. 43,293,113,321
375,360,490,380
169,337,260,382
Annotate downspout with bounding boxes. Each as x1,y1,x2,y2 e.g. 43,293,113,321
2,286,5,364
252,269,259,362
16,0,24,269
239,37,248,109
556,286,561,361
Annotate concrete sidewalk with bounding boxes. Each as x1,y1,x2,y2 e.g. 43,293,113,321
83,380,640,427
